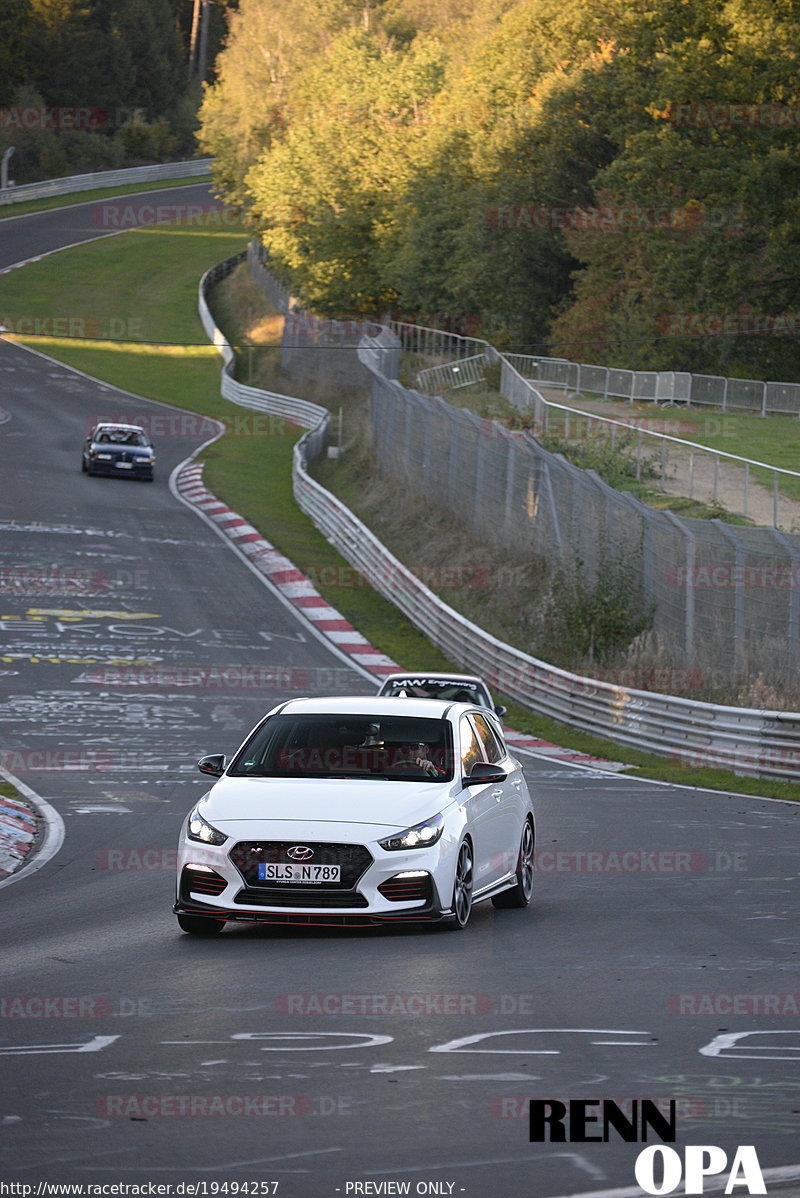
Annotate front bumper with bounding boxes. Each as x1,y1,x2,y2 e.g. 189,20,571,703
172,893,447,927
174,838,452,926
89,458,154,478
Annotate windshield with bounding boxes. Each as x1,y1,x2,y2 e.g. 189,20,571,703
230,713,454,781
381,677,491,708
95,428,149,446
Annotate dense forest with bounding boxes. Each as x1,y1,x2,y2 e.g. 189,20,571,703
0,0,234,183
199,0,800,377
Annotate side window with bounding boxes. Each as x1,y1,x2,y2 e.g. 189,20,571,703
471,713,505,765
460,716,483,777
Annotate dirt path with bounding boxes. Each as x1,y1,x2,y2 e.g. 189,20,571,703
533,386,800,531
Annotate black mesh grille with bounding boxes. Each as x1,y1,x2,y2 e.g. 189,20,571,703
234,887,369,909
230,841,373,891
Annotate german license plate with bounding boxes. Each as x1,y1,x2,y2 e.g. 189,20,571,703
258,863,341,883
115,461,133,469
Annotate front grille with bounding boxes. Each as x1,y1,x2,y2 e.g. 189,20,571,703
230,841,373,890
378,873,433,903
180,866,227,898
233,887,369,909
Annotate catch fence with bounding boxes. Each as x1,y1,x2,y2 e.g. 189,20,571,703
246,246,800,695
198,252,800,778
508,352,800,416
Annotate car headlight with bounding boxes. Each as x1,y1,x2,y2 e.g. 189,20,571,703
94,452,112,460
187,806,227,845
379,812,444,851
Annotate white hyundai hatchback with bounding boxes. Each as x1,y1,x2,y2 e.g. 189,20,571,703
174,696,535,934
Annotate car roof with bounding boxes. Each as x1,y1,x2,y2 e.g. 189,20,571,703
380,672,487,686
277,695,458,719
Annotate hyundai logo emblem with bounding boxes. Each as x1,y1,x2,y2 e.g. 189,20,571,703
287,845,314,861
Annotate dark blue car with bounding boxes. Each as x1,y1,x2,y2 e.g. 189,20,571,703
82,423,155,480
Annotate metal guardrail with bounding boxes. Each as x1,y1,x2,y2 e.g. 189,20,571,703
198,257,329,432
509,351,800,417
199,252,800,781
0,158,214,206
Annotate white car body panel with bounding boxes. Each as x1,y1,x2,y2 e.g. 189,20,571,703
174,696,535,930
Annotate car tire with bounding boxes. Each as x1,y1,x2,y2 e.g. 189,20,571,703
177,913,224,936
492,817,535,909
81,457,87,472
447,839,474,930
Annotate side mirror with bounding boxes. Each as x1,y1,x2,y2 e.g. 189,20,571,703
197,753,227,778
464,761,508,786
494,704,507,718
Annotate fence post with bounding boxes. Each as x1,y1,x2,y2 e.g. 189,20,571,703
666,512,695,667
744,461,749,520
543,458,564,557
504,434,517,531
474,417,486,522
771,530,800,673
714,519,745,680
713,453,720,504
422,398,434,498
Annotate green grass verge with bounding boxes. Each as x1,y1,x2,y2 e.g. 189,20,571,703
0,172,214,221
0,216,796,802
543,397,800,505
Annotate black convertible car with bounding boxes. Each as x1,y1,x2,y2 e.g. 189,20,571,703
82,423,155,480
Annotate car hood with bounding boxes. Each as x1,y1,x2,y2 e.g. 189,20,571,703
196,774,455,833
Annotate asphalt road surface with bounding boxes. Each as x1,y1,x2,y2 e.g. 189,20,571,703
1,191,799,1198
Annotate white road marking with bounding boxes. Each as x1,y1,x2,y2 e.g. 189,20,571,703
0,1035,120,1055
